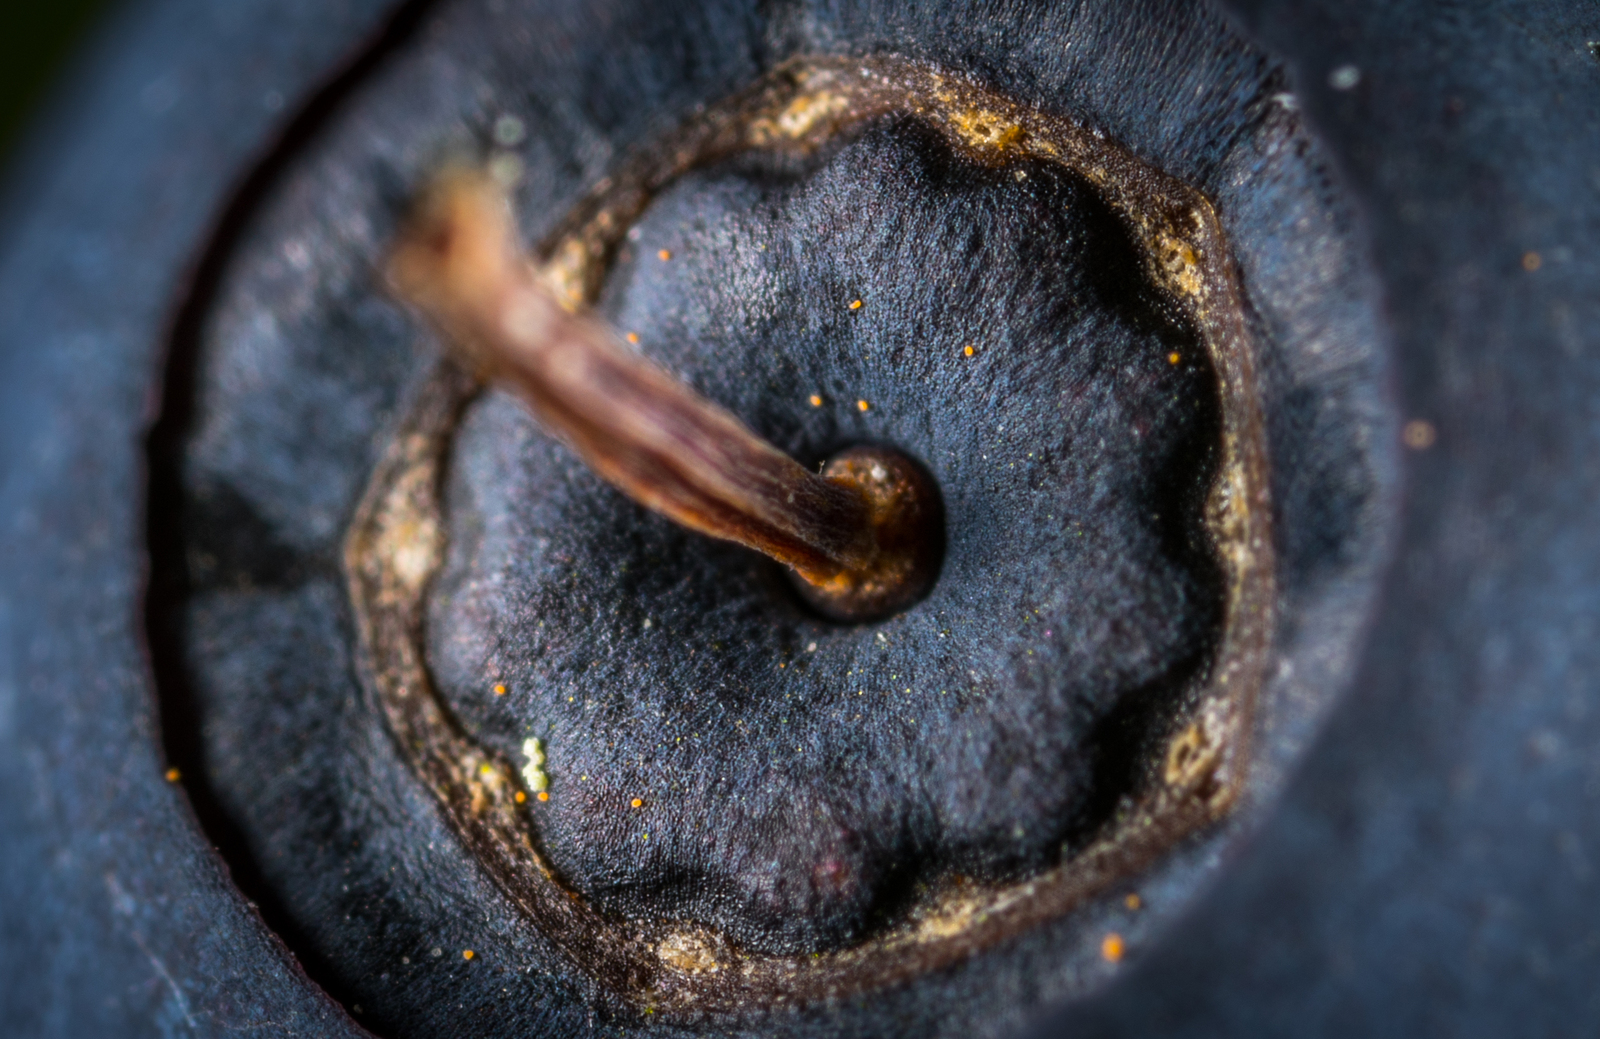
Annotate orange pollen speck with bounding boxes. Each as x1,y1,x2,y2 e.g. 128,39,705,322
1522,251,1542,272
1101,933,1125,962
493,683,507,696
857,399,870,412
626,332,639,344
1403,419,1437,450
808,394,823,407
1168,352,1181,365
658,249,672,261
1124,893,1142,910
514,791,527,803
963,344,975,357
537,791,550,802
630,798,644,808
462,950,475,961
164,767,181,783
849,299,863,310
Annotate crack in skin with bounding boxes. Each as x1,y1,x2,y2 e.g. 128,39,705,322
344,52,1274,1021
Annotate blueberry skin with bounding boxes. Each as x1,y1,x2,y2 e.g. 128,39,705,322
162,0,1362,1031
1027,6,1600,1038
1,3,1598,1039
421,125,1220,956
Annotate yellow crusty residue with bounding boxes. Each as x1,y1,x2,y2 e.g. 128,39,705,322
656,930,721,974
381,445,442,594
748,89,853,144
1164,697,1233,798
915,900,979,940
1164,723,1214,789
466,758,511,816
947,107,1025,154
539,238,593,310
1155,233,1204,299
520,737,548,793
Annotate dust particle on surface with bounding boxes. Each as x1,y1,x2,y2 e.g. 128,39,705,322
1101,933,1125,962
164,767,181,783
626,332,640,344
631,797,644,808
857,399,870,412
1402,419,1437,450
462,949,475,961
963,344,975,357
657,249,672,261
492,114,525,147
537,791,550,802
849,298,863,310
1168,352,1181,365
1124,893,1142,910
809,394,823,407
493,683,507,696
1523,250,1543,272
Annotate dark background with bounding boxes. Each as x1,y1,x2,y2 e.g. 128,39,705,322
0,2,112,166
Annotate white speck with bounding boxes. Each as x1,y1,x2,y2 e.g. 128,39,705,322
493,114,526,147
1329,65,1361,91
431,947,443,958
283,241,311,271
488,153,524,187
1271,92,1298,111
642,618,653,630
806,642,818,652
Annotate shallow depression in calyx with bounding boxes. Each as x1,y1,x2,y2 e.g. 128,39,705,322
423,120,1222,955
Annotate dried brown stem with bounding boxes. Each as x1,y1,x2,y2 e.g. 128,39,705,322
388,171,938,618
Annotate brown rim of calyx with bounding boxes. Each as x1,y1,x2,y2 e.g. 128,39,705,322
388,172,940,621
347,53,1275,1020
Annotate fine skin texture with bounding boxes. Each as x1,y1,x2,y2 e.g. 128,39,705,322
421,118,1222,958
387,171,941,619
9,0,1600,1037
28,0,1580,1036
342,46,1276,1012
159,0,1388,1031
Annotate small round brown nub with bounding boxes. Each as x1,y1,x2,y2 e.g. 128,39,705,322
388,170,943,623
794,446,944,622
